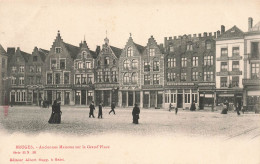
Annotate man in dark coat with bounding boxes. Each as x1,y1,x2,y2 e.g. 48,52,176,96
190,101,196,111
98,102,103,119
89,101,95,118
236,101,241,115
132,103,140,124
109,102,116,115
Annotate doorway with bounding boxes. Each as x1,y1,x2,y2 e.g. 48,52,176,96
104,90,110,106
143,92,149,108
128,91,133,106
150,91,156,108
81,90,86,105
47,91,52,105
65,92,70,105
177,94,183,108
75,91,80,105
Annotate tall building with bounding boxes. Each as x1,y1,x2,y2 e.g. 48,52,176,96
164,32,217,109
44,31,78,105
7,47,31,105
215,25,244,105
243,17,260,109
73,39,96,106
118,34,145,107
0,44,8,105
94,36,122,106
26,47,48,105
141,36,165,108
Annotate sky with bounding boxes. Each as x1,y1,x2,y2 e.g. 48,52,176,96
0,0,260,53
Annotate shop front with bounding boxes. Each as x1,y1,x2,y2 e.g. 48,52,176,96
44,84,73,105
94,83,119,106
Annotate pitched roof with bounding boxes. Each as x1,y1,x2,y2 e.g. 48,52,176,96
110,46,122,58
64,42,80,59
7,47,15,56
38,48,49,62
218,26,244,39
133,43,145,53
20,50,31,62
89,50,97,59
0,44,7,56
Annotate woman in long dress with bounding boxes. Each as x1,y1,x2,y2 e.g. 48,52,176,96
48,100,62,124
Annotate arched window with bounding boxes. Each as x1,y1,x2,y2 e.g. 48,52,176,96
131,73,137,84
127,47,133,57
123,73,130,84
132,59,138,69
123,60,130,69
104,57,109,65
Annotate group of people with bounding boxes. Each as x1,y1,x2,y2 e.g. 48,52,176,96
221,100,242,115
169,101,196,113
48,101,141,124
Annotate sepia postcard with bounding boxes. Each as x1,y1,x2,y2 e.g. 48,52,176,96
0,0,260,163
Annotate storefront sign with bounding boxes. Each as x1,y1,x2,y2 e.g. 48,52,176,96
167,82,194,86
142,85,163,89
198,83,215,86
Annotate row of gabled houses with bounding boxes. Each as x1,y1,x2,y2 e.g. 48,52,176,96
0,17,259,110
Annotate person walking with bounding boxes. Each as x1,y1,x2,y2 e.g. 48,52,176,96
169,103,173,112
109,102,116,115
190,101,196,111
132,103,140,124
98,102,103,119
236,101,241,115
175,107,178,115
89,101,95,118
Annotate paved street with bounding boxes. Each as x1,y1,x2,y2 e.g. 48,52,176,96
0,106,260,140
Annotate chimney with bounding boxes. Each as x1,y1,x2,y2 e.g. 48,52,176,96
217,30,220,37
198,33,201,37
203,32,207,37
188,34,191,38
193,34,197,37
209,32,212,37
96,46,100,55
248,17,253,31
221,25,225,34
174,36,177,39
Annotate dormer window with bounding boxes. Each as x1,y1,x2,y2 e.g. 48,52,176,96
104,57,109,65
82,51,87,59
127,47,133,57
55,47,61,53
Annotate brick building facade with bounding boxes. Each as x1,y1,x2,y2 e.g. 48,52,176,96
94,37,122,106
164,32,217,109
118,35,145,107
0,44,8,105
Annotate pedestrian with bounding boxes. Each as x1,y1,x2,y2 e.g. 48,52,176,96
221,103,228,114
39,97,42,107
48,100,62,124
89,101,95,118
224,100,229,111
175,107,178,115
109,102,116,115
236,101,241,115
98,102,103,119
132,103,140,124
169,103,173,112
190,101,196,111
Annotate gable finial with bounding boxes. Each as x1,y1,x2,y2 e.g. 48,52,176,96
130,33,132,37
84,35,85,42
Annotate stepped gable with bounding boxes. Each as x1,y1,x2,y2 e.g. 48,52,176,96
110,46,122,58
64,42,80,60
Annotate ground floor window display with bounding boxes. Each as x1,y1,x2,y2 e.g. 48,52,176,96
95,90,118,106
75,90,93,105
45,90,73,105
143,91,163,108
121,91,140,107
246,90,260,110
10,89,27,105
165,89,198,109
